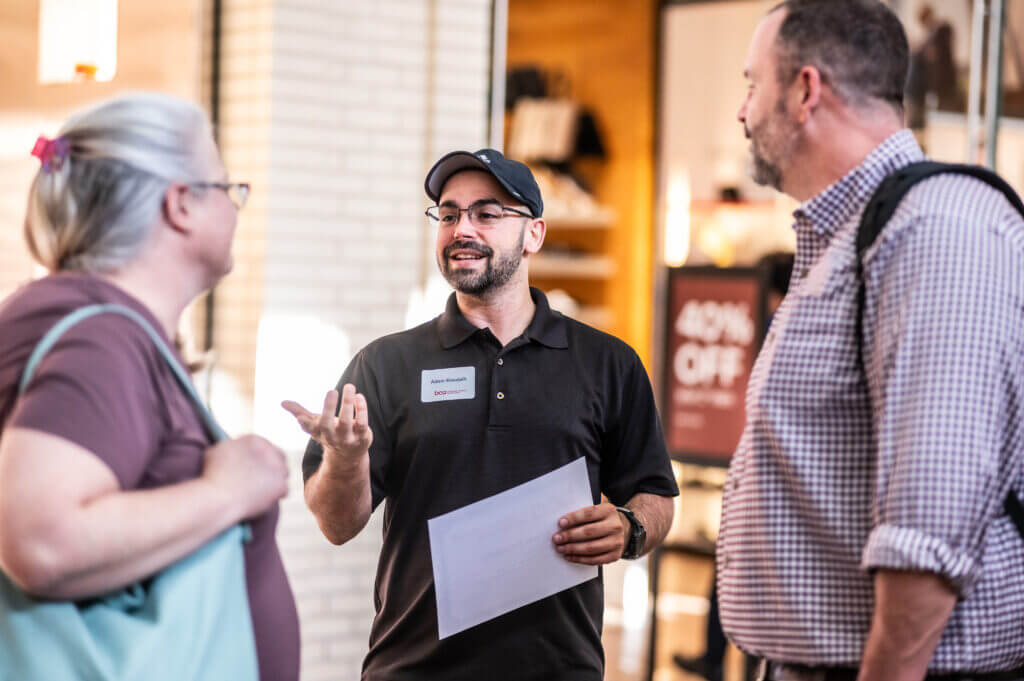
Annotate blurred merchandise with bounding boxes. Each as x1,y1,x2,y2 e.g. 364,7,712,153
685,195,796,267
544,288,580,318
507,98,579,163
665,460,726,549
504,63,618,333
530,166,615,223
505,65,547,109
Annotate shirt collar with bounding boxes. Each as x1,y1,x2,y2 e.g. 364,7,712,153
437,287,569,350
793,129,924,240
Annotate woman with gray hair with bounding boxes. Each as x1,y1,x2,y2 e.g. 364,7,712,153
0,93,299,681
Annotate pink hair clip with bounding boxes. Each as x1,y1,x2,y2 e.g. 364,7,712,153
31,135,70,172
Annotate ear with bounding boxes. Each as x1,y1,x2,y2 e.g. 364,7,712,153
794,65,823,123
162,182,197,235
523,218,546,255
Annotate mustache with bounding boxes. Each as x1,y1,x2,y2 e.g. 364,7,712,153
444,240,493,259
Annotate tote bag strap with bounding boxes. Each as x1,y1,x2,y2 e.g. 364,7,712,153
18,303,227,443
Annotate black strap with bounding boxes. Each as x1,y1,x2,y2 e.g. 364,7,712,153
856,161,1024,543
856,161,1024,257
1006,492,1024,542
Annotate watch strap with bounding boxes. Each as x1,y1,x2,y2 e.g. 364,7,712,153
616,506,645,560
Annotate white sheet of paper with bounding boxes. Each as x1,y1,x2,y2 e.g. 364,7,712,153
427,457,599,639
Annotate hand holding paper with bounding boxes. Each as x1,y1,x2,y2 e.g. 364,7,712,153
552,501,629,565
427,457,599,639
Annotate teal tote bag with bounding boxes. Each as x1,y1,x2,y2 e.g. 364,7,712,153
0,304,259,681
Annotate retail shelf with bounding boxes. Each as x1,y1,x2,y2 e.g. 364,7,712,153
543,212,615,230
529,253,616,279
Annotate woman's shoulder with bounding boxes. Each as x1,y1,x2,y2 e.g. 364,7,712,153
1,272,166,347
1,272,132,324
0,272,170,407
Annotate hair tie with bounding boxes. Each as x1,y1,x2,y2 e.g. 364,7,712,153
31,135,70,172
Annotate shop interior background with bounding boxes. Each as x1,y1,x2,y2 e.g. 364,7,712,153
1,1,1021,680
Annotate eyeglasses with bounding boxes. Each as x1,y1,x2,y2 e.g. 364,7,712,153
425,200,532,229
192,182,251,210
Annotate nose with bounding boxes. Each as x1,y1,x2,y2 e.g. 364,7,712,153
452,210,477,240
737,98,747,124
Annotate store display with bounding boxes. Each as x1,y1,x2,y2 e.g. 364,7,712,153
507,98,580,163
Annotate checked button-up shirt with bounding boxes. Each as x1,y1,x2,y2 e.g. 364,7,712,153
718,130,1024,672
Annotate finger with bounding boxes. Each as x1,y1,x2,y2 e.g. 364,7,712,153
558,502,619,532
281,400,316,420
337,384,357,426
294,415,320,436
281,401,320,436
564,550,621,566
557,504,602,529
352,393,369,433
553,519,619,544
319,390,339,432
556,536,622,557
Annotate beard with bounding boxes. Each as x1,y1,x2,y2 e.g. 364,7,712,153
745,99,798,192
438,228,525,296
748,130,785,190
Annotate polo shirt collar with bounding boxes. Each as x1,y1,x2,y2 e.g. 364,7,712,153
437,287,569,350
523,287,569,348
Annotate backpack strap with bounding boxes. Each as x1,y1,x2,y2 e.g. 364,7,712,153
857,161,1024,258
856,161,1024,543
1006,493,1024,542
18,303,227,443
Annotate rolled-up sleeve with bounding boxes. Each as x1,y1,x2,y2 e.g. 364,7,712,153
862,208,1024,597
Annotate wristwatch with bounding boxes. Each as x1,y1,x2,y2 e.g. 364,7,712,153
616,506,646,560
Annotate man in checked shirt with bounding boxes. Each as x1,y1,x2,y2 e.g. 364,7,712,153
718,1,1024,681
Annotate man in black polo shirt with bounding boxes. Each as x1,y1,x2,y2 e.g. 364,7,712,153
283,149,678,681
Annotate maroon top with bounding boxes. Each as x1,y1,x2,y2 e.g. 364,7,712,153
0,272,299,681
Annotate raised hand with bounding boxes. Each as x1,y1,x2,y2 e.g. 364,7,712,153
282,383,373,464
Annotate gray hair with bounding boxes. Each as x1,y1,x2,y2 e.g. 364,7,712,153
25,92,215,272
771,0,909,113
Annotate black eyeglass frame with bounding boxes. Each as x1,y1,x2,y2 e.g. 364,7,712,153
425,200,533,227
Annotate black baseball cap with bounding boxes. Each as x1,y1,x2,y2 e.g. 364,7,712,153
424,148,543,217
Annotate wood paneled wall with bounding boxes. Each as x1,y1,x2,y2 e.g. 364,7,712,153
507,0,658,366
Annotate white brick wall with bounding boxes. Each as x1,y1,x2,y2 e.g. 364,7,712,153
0,153,38,295
214,1,494,678
0,116,73,296
0,2,492,677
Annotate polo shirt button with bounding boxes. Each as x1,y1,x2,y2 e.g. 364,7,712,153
497,392,505,400
497,358,504,366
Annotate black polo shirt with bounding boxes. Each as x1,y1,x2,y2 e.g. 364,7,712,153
303,288,678,681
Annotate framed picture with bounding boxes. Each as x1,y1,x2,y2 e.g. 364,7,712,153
661,266,768,466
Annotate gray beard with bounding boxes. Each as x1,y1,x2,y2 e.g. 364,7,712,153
750,150,783,191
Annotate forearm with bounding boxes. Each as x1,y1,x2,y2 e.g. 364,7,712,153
12,478,241,599
857,569,957,681
304,452,372,545
625,492,674,556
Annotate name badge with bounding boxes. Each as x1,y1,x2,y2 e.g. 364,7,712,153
421,366,476,403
